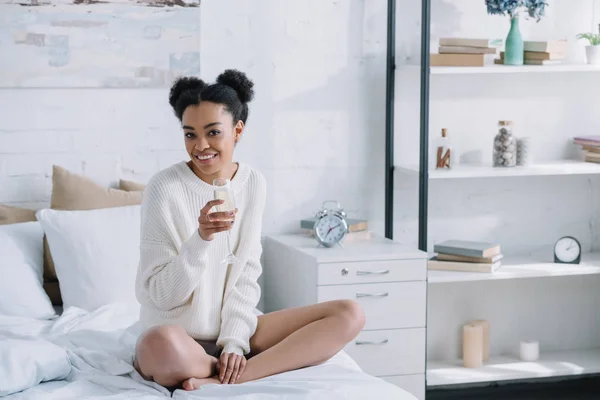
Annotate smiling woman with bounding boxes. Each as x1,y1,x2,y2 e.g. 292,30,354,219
169,71,254,184
133,69,366,391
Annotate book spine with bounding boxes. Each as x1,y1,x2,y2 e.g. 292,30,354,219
433,245,486,258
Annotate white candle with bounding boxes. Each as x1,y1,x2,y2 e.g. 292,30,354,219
463,323,483,368
520,340,539,361
472,320,490,362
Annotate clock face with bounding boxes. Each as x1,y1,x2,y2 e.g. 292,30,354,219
315,214,347,246
554,237,581,263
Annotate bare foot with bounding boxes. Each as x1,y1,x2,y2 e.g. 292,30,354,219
182,376,220,391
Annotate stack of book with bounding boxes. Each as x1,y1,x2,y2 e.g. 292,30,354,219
431,38,502,67
495,40,568,66
428,240,503,273
574,135,600,164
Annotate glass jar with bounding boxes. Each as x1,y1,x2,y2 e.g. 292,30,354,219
493,121,517,167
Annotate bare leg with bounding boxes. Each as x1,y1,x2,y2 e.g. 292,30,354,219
134,325,218,389
185,299,364,389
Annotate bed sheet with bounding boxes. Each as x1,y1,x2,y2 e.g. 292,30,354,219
0,303,415,399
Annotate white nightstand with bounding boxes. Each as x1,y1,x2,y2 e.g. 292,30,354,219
263,234,428,400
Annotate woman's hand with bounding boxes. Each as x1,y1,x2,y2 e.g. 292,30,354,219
218,352,246,384
198,200,237,241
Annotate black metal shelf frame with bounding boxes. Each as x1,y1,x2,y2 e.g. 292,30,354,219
384,0,430,252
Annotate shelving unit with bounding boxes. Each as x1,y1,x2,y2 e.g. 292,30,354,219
427,349,600,387
431,64,600,75
397,160,600,180
388,0,600,395
428,252,600,283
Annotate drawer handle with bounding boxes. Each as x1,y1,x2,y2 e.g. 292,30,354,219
355,292,389,298
357,269,390,276
356,339,389,346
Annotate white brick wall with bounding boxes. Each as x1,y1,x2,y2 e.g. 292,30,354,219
0,0,387,236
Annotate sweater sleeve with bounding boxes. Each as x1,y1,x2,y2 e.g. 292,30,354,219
217,174,266,355
135,182,211,311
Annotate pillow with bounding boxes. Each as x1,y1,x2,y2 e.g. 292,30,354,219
0,222,55,319
0,205,36,225
119,179,146,192
43,165,143,282
36,205,141,312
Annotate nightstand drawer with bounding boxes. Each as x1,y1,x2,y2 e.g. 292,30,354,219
318,259,425,285
345,328,425,376
317,282,426,329
380,374,425,400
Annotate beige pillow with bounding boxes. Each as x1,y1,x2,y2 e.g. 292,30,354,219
43,165,143,282
119,179,146,192
0,205,36,225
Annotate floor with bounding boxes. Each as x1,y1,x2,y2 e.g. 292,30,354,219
427,375,600,399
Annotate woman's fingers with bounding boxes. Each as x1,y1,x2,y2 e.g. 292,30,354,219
200,200,224,216
219,353,228,382
223,353,237,384
202,220,234,229
233,357,246,384
206,211,235,221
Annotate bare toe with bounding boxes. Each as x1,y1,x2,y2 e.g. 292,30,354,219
182,378,195,391
183,376,220,391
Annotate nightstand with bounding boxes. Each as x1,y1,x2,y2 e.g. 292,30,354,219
263,234,428,400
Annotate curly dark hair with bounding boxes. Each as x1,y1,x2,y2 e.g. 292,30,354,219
168,69,255,124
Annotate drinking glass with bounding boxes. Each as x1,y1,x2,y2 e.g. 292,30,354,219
212,177,238,265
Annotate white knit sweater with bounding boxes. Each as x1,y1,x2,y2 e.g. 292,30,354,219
135,161,265,356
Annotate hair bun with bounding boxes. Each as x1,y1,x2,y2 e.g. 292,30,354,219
216,69,255,103
168,76,206,109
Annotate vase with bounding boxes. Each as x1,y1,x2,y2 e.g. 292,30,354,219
504,17,524,65
585,45,600,65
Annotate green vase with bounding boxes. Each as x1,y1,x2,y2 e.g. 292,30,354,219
504,16,524,65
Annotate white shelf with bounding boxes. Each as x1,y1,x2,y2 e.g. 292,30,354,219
430,64,600,75
397,161,600,180
427,348,600,387
427,253,600,283
428,252,600,284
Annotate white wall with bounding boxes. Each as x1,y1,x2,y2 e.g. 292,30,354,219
0,0,388,237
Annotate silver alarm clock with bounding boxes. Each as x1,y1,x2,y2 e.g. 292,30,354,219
313,200,349,247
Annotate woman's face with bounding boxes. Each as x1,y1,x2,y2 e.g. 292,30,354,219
182,101,243,178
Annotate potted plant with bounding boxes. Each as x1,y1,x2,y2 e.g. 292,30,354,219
577,25,600,65
485,0,548,65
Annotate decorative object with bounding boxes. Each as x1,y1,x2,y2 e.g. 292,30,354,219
486,0,549,66
577,25,600,65
435,128,453,169
0,0,200,88
519,340,540,361
493,120,517,167
463,322,483,368
313,201,349,248
472,320,490,361
553,236,581,264
516,137,531,165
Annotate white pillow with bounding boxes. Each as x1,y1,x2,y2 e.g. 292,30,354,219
0,222,55,319
36,206,141,312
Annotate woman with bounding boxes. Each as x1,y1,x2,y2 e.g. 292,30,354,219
133,69,365,391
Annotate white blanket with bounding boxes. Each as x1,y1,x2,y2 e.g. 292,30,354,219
0,303,415,399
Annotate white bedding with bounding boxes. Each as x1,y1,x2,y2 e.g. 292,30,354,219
0,303,415,399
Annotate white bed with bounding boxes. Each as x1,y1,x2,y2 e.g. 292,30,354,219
0,204,416,399
0,302,414,399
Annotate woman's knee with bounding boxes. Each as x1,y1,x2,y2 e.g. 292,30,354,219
333,300,365,338
135,325,192,386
